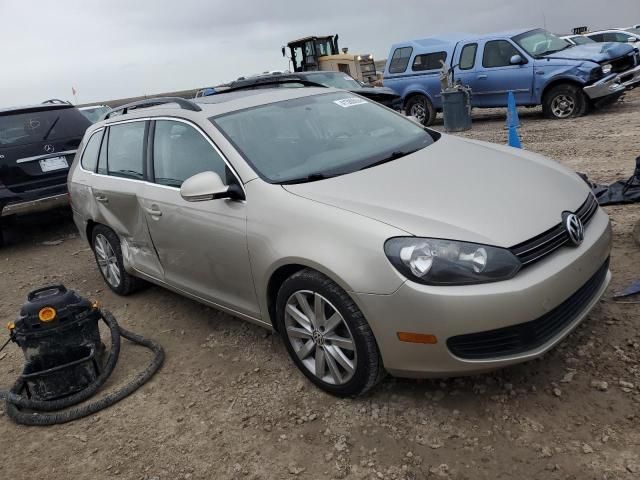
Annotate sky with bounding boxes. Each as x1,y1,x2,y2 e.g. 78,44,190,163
1,0,639,107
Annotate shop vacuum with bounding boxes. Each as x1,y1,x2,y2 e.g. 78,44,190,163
0,285,164,426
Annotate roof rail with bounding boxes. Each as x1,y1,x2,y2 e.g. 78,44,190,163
42,99,72,105
225,78,327,93
104,96,202,119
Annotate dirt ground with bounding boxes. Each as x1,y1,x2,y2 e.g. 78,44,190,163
1,89,639,480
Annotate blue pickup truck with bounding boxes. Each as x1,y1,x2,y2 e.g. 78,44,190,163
384,28,640,125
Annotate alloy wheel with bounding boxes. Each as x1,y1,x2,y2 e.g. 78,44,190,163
284,290,357,385
551,94,575,118
409,102,426,123
94,233,121,288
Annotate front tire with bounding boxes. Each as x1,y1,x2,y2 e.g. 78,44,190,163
276,269,385,397
542,84,587,119
405,94,436,126
91,225,142,295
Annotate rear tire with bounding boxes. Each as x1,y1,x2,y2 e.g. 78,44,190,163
276,269,385,397
542,84,587,119
91,225,143,295
405,94,436,126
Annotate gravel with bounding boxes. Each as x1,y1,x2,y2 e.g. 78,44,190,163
1,90,640,479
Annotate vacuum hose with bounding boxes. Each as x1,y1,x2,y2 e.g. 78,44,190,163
0,310,164,426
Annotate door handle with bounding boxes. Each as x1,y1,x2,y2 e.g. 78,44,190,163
144,207,163,217
477,74,488,80
95,194,108,203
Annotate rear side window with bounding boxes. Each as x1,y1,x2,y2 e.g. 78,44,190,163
80,130,103,172
152,120,229,188
482,40,521,68
459,43,478,70
388,47,413,73
588,34,604,42
412,51,447,71
107,122,146,179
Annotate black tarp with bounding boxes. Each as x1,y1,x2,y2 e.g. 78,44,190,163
580,156,640,206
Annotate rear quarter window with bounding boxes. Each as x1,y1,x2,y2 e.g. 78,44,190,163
80,130,103,172
459,44,478,70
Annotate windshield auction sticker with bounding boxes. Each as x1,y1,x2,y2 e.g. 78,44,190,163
333,97,368,108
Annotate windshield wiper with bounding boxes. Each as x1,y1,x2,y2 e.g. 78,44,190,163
543,44,573,56
359,149,420,171
42,116,60,141
279,172,341,184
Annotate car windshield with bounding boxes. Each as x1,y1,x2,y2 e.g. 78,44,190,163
571,35,595,45
306,73,362,89
0,107,90,147
212,92,437,184
513,29,572,57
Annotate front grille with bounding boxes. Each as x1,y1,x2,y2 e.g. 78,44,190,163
610,54,635,74
446,259,609,360
510,194,598,267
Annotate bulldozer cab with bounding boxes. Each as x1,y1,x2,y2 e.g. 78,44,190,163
283,35,377,84
284,35,339,72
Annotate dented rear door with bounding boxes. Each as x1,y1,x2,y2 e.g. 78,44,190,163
91,120,164,279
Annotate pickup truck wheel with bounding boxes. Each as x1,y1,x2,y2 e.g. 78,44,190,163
542,84,586,119
405,95,436,126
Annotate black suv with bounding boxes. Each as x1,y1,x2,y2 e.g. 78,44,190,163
225,71,403,111
0,100,90,240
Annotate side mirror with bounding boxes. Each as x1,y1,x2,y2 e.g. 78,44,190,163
281,46,286,57
510,54,524,65
180,171,243,202
628,37,638,43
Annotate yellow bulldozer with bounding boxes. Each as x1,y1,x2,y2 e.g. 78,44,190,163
282,35,377,85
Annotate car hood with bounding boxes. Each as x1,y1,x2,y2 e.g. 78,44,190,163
544,42,634,62
283,135,590,247
355,86,400,98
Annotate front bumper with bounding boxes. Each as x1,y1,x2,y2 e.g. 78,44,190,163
619,63,640,89
583,73,626,100
584,64,640,99
354,208,612,378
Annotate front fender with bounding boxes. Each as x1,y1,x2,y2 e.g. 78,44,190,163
535,62,596,102
244,181,407,324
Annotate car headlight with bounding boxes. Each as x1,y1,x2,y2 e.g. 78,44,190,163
384,237,521,285
601,64,612,75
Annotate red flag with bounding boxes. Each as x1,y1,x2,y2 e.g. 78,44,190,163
72,86,77,95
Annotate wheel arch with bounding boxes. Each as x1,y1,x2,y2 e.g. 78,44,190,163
403,89,435,109
85,219,97,245
264,260,356,332
541,77,585,103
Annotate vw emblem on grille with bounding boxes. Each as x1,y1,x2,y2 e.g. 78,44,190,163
563,212,584,246
44,144,55,153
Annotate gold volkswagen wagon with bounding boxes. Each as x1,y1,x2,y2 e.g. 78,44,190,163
69,90,611,396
